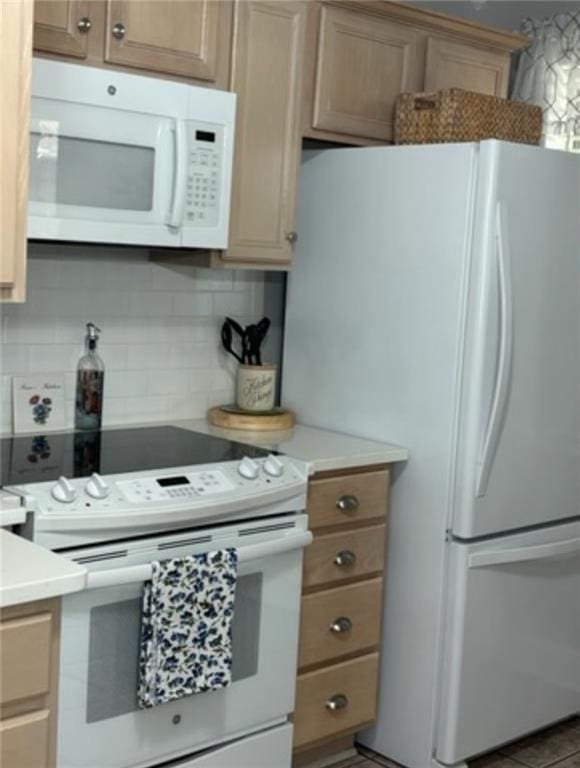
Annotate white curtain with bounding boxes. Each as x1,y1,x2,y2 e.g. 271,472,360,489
512,12,580,151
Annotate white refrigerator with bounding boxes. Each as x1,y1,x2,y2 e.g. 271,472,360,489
282,141,580,768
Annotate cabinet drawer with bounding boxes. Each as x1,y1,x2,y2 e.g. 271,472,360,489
303,524,387,589
0,709,50,768
307,470,388,530
293,653,379,749
0,612,52,706
298,579,382,669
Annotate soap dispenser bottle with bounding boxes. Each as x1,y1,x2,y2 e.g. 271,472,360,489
75,323,105,431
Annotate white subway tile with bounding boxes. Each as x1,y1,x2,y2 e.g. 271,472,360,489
0,250,271,430
173,293,213,317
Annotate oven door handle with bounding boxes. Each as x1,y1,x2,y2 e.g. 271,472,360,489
84,530,313,591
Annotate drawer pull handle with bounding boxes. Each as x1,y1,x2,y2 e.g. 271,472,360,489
334,549,356,567
330,616,352,634
336,494,359,512
326,693,349,712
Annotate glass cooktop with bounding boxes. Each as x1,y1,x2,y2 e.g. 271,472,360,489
0,426,273,487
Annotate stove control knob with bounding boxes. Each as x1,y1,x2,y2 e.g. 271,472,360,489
238,456,259,480
51,476,77,504
264,454,284,478
85,473,111,500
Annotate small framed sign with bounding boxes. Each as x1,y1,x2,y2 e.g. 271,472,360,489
12,375,67,434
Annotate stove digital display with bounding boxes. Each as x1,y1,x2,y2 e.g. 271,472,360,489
157,476,189,487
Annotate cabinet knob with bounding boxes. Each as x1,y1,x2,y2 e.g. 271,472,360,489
336,494,359,512
77,17,92,33
326,694,348,712
112,22,126,40
334,550,356,567
329,616,353,634
285,231,298,244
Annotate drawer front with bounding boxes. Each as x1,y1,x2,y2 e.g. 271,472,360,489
298,579,383,669
303,524,387,589
307,470,388,530
0,709,50,768
293,653,379,749
0,612,52,706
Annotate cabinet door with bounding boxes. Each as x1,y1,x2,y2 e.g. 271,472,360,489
223,1,306,265
0,710,50,768
425,36,510,97
0,0,32,304
310,5,421,142
104,0,231,84
33,1,91,59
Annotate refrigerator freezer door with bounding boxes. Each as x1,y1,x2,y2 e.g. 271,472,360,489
453,142,580,538
436,521,580,765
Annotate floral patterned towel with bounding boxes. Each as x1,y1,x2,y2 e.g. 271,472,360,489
137,549,238,709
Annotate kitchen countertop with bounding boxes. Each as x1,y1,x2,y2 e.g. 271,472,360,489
177,419,409,473
0,490,27,527
0,529,86,608
0,420,406,607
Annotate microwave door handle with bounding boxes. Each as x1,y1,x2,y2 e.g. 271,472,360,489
83,530,313,591
167,119,188,230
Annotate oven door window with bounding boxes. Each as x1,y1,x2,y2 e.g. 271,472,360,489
57,549,302,768
85,573,263,724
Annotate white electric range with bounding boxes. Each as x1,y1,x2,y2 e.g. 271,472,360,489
1,425,311,768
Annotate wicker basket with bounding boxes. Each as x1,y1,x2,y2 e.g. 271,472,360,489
395,89,542,146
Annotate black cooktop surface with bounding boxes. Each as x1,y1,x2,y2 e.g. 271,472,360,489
0,426,272,487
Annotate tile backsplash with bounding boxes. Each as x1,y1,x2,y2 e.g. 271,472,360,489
0,244,283,434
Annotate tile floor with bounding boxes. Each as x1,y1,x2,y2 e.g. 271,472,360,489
335,717,580,768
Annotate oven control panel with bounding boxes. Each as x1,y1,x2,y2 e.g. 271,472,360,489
118,470,235,504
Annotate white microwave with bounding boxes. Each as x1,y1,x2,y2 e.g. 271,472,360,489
28,60,236,249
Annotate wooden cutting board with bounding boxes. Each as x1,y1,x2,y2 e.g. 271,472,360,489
207,405,295,431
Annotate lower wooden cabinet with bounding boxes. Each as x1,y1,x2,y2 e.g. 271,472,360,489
294,653,379,750
293,466,390,757
0,599,61,768
0,710,51,768
298,579,382,669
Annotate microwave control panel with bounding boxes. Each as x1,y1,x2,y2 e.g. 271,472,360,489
185,122,224,228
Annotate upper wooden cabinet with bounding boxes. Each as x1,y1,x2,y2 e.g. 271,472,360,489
33,0,91,60
309,5,421,142
424,36,509,96
222,1,306,266
302,1,527,146
1,0,33,303
33,0,233,88
104,0,227,81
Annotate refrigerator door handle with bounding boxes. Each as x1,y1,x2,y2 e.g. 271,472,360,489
468,537,580,568
475,202,514,498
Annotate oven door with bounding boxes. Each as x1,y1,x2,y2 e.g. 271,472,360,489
57,521,309,768
28,96,180,248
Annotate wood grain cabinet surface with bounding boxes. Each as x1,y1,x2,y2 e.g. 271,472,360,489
221,0,306,267
33,0,91,59
424,35,510,96
33,0,232,88
293,652,380,750
293,466,389,756
0,599,61,768
0,0,32,304
310,5,421,142
302,0,526,146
